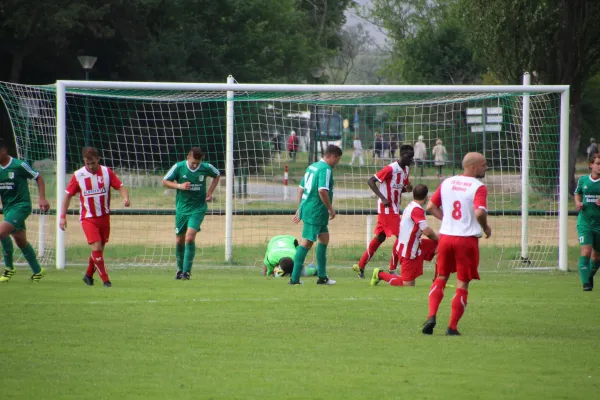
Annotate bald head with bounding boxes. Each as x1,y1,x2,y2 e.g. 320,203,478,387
462,152,488,178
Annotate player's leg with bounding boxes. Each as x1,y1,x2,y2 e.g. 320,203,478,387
181,213,204,279
423,235,452,335
174,213,188,279
291,225,316,284
81,216,111,285
447,237,479,335
9,209,44,282
316,229,335,285
589,233,600,290
577,226,593,290
354,215,388,277
0,220,16,282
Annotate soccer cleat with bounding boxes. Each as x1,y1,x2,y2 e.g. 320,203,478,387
103,281,112,288
422,316,437,335
289,280,303,285
583,282,593,291
446,327,461,336
83,275,94,286
30,268,44,283
352,264,365,279
316,277,336,285
387,269,399,276
589,275,595,289
0,268,16,282
371,268,381,286
182,272,191,280
175,271,183,280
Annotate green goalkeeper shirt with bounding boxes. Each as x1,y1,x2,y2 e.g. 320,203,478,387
575,174,600,228
263,235,297,276
0,157,39,213
164,160,220,215
298,159,334,226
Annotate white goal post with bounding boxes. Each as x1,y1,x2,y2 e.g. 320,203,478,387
51,78,570,271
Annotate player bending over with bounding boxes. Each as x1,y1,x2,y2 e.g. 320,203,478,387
370,184,438,287
263,235,317,277
352,145,414,278
163,147,220,280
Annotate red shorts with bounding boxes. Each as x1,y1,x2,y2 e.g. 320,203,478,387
436,234,480,282
399,238,437,282
374,214,400,237
81,215,111,245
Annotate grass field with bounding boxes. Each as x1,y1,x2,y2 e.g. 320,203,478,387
2,266,599,400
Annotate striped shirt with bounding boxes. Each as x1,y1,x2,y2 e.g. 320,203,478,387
374,162,410,215
66,165,123,220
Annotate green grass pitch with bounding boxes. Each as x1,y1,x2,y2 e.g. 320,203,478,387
1,265,599,399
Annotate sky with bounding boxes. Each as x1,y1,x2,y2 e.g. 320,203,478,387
344,0,389,45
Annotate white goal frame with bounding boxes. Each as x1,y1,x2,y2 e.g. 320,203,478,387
55,78,570,271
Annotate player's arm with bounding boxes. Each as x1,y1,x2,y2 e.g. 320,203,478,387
422,226,438,242
293,178,304,224
35,175,50,212
367,175,390,206
163,164,191,190
118,185,131,207
206,175,220,202
59,192,73,231
474,185,491,238
318,189,335,220
426,186,443,220
574,178,584,211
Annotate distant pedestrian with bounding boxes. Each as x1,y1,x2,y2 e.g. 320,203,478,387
349,135,364,166
432,139,447,179
414,135,427,177
287,131,299,163
373,133,384,161
587,138,598,160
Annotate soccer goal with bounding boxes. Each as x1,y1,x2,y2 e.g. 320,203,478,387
0,76,570,271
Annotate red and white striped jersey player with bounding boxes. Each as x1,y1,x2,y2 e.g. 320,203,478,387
422,152,491,336
352,144,415,279
59,147,130,287
370,183,439,287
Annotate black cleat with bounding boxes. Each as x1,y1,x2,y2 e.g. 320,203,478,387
175,271,183,280
83,275,94,286
182,272,191,280
589,275,594,289
422,316,436,335
583,282,593,291
446,327,461,336
351,264,365,279
103,281,112,288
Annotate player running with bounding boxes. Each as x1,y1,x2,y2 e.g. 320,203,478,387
163,147,220,280
0,140,50,283
370,184,438,287
422,152,491,336
574,154,600,291
352,144,414,278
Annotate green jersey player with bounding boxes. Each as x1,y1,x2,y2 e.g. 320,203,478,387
0,140,50,283
163,147,220,280
262,235,317,277
574,155,600,291
290,145,342,285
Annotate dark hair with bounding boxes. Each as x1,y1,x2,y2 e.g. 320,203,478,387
590,154,600,163
400,144,414,153
82,146,100,159
324,145,342,157
0,140,7,150
413,184,428,200
279,257,294,276
189,147,204,160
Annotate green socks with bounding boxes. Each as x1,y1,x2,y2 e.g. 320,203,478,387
291,246,309,283
1,237,14,270
176,243,185,272
578,255,591,285
316,243,328,279
592,259,600,279
21,243,41,274
183,243,196,273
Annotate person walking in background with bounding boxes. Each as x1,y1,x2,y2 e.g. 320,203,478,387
59,146,129,287
414,135,427,177
349,135,364,166
389,136,398,160
271,131,281,162
423,152,491,336
432,139,447,179
373,133,384,162
0,140,50,283
287,130,299,163
587,138,598,159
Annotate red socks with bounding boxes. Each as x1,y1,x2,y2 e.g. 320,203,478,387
378,271,403,286
358,238,383,269
389,238,399,271
449,288,468,330
427,278,447,318
86,256,95,277
92,250,110,283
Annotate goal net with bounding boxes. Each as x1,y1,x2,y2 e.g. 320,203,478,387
0,79,569,271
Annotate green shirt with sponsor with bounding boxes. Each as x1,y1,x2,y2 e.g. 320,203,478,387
0,157,39,213
263,235,298,276
164,161,220,215
298,159,334,225
575,174,600,228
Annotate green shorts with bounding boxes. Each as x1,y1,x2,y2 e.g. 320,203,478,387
302,222,328,242
3,208,30,232
175,213,206,236
577,225,600,251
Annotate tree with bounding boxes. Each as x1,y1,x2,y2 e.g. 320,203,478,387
459,0,600,191
325,24,374,84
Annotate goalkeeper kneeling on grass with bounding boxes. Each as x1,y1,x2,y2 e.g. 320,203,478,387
263,235,317,278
